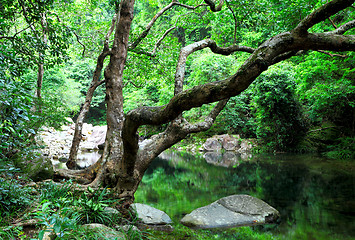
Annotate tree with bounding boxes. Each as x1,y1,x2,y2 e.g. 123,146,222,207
56,0,355,208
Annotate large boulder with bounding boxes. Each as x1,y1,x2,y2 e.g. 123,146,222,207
181,195,280,229
11,151,54,181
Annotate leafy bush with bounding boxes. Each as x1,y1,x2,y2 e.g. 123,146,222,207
0,178,32,219
75,187,119,225
0,79,38,160
325,137,355,159
39,180,75,204
35,200,80,240
250,66,305,152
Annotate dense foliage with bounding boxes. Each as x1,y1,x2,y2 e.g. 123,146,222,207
1,0,354,157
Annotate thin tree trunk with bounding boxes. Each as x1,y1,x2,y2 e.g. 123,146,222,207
36,62,44,113
67,13,118,169
66,78,104,169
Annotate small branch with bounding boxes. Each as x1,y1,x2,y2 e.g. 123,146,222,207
123,80,143,88
327,19,355,34
73,31,86,57
129,1,207,50
204,0,224,12
317,50,347,58
328,17,338,29
131,13,193,57
226,1,237,44
186,99,229,132
51,12,89,56
0,26,31,40
105,13,119,49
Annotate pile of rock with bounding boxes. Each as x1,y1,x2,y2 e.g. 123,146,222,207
200,134,254,152
35,118,107,163
199,134,255,167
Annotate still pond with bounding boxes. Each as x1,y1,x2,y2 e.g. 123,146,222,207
77,151,355,239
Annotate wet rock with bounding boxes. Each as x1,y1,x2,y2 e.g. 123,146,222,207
181,194,280,229
131,203,172,225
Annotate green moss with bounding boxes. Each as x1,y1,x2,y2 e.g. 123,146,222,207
11,150,54,181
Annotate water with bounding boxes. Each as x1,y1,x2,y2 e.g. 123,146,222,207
133,151,355,240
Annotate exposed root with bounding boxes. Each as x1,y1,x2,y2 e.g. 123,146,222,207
54,168,93,184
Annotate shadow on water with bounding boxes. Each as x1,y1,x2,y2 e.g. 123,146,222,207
134,151,355,240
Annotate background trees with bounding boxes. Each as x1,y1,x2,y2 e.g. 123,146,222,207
0,0,354,197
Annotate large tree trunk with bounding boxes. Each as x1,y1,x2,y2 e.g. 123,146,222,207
95,0,136,206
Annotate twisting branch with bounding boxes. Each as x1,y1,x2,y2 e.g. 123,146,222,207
293,0,354,35
105,13,119,49
135,98,229,174
123,80,144,88
67,12,117,167
72,31,86,57
129,1,207,50
175,39,254,95
204,0,224,12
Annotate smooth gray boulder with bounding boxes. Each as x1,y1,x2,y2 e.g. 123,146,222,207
181,195,280,229
131,203,172,225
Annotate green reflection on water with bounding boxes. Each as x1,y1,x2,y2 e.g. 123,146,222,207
135,151,355,240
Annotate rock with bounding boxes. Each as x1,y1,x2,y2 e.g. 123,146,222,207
11,151,54,181
116,225,140,232
131,203,172,225
81,224,124,239
202,134,250,152
202,136,222,151
143,224,174,232
237,139,254,153
104,207,120,216
180,194,280,229
42,230,56,240
221,134,240,151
